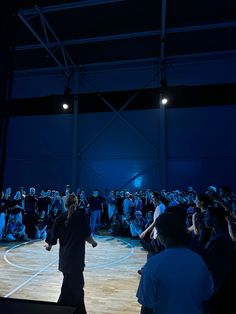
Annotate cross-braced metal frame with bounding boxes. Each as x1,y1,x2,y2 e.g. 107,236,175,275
15,0,236,190
16,0,168,190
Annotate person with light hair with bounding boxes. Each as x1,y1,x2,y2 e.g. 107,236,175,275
45,193,97,313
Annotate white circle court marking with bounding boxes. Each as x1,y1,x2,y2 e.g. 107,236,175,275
3,236,135,271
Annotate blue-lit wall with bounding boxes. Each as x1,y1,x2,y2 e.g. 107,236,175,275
4,105,236,194
166,105,236,191
6,56,236,194
4,114,74,192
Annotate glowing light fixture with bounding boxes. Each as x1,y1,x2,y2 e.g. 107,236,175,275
62,103,69,110
161,97,168,105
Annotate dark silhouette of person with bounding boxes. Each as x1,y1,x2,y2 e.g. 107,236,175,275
45,193,97,313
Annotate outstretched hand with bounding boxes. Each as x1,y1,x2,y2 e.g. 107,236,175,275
44,243,52,251
92,240,98,248
139,231,146,239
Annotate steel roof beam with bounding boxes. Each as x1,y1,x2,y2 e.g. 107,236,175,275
21,0,126,15
18,10,63,68
34,5,76,68
13,50,236,77
15,21,236,51
18,7,76,77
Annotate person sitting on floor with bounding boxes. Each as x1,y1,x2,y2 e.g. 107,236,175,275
130,211,145,239
5,214,28,241
35,210,47,239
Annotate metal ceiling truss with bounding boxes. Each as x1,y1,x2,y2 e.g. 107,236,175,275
16,21,236,52
21,0,126,15
13,50,236,78
16,0,236,76
18,6,75,78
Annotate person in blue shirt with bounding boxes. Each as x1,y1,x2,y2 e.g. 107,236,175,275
137,211,214,314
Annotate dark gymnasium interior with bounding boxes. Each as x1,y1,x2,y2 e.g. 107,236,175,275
0,1,236,314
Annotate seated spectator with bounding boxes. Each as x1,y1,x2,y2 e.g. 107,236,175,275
167,192,179,207
109,214,122,236
121,212,132,237
130,211,145,239
5,214,28,241
8,191,24,224
35,210,47,239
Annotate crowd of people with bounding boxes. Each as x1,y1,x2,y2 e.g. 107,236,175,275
1,184,235,242
0,183,236,313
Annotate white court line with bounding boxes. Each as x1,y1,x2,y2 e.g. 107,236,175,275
3,240,58,271
86,249,134,269
3,236,135,273
86,235,134,269
1,238,142,302
4,257,58,298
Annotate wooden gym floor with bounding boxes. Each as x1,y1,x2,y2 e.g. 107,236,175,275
0,235,147,313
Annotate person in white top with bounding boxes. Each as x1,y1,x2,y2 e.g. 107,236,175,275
140,191,166,240
137,212,214,314
137,192,166,275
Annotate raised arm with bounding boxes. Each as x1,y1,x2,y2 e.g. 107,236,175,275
139,221,155,239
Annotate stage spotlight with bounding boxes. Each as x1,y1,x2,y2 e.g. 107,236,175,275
161,97,168,105
62,103,69,110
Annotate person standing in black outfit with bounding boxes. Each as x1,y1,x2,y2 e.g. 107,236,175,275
45,193,97,314
24,187,38,239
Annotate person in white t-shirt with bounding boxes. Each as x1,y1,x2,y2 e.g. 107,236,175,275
137,192,166,275
140,191,166,241
137,212,214,314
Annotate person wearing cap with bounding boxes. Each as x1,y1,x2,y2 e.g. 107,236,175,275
130,211,145,239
